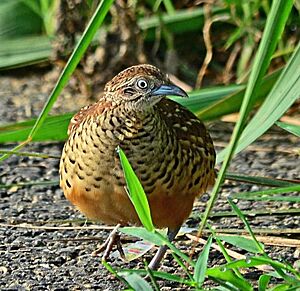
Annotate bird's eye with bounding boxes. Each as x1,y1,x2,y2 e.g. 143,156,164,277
136,79,148,90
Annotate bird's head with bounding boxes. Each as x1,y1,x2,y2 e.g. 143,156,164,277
104,64,188,111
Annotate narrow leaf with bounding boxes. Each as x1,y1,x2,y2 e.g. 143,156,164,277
225,172,299,187
120,227,163,246
120,272,154,291
198,68,281,121
228,198,265,254
217,42,300,163
276,121,300,137
199,0,294,235
28,0,114,140
231,185,300,201
194,236,212,287
206,267,253,290
218,235,264,253
0,0,114,162
0,113,72,142
118,268,192,286
117,147,154,231
258,274,271,291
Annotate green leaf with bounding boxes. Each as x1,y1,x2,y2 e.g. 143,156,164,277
225,172,299,187
258,274,271,291
217,41,300,163
120,227,163,246
230,185,300,202
270,283,300,291
117,147,154,232
120,227,194,267
0,0,114,162
218,235,264,253
138,7,227,40
0,0,43,40
194,236,212,287
0,0,55,69
0,35,51,69
0,113,72,142
116,268,193,286
198,68,281,121
172,84,244,114
28,0,114,141
206,267,253,290
276,121,300,137
0,180,58,189
220,256,299,279
199,0,294,236
119,272,154,291
228,198,265,254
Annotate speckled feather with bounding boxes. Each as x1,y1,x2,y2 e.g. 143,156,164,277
60,64,215,230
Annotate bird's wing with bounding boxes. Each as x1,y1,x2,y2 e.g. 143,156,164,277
157,99,215,152
157,98,216,185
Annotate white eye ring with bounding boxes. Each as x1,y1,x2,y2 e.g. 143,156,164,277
136,79,148,89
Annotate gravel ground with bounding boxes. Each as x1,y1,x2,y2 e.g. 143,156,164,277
0,69,299,290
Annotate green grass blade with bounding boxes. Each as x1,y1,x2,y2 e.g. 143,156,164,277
258,274,271,291
231,196,300,202
101,261,131,288
276,121,300,137
171,84,243,113
217,42,300,163
28,0,114,140
119,272,154,291
230,185,300,202
0,68,287,143
206,267,253,290
0,180,58,189
144,262,160,291
0,113,72,142
113,227,163,245
225,172,299,187
228,198,265,254
208,224,244,279
138,7,227,40
194,236,212,287
218,235,264,253
117,147,154,232
120,227,194,267
218,257,297,276
0,0,114,162
116,268,193,286
162,0,175,14
197,69,281,121
0,0,42,39
0,35,51,69
155,231,195,267
171,253,194,283
199,0,294,233
0,150,59,159
221,256,300,280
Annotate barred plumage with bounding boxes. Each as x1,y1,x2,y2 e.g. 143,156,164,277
59,64,215,268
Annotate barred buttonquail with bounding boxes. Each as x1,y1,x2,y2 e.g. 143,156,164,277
59,64,216,269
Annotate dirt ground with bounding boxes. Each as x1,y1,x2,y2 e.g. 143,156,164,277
0,68,299,290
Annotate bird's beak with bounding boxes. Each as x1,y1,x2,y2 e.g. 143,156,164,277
151,84,188,98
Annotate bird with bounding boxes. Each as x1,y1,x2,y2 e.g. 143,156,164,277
59,64,216,269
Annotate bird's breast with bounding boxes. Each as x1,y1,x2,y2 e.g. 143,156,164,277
60,108,215,228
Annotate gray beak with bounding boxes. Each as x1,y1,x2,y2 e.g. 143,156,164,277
151,84,188,98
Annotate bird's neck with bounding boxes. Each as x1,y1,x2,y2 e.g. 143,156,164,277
113,103,156,125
